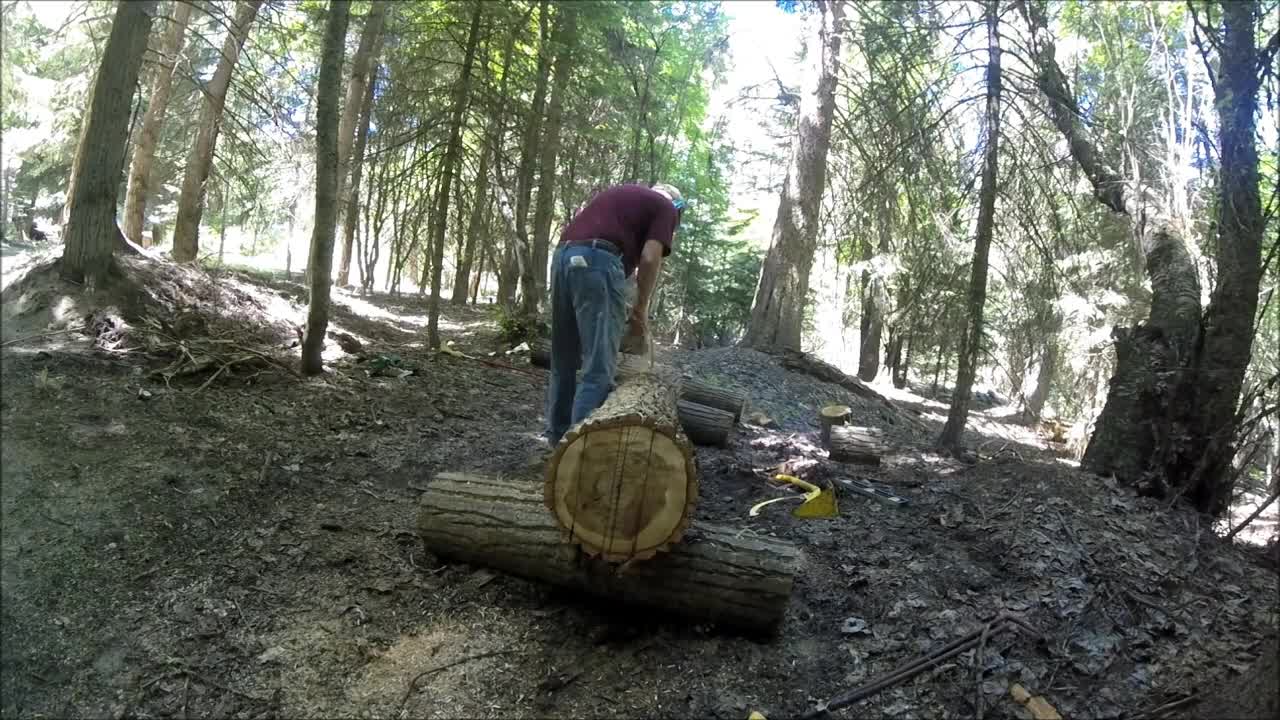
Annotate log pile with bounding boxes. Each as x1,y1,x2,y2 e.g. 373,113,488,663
418,473,800,633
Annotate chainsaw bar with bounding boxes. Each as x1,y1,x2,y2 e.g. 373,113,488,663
837,477,909,507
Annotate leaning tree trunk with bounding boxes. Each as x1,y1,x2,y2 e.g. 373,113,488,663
334,0,386,288
419,473,799,633
61,0,157,285
938,0,1001,451
300,0,350,376
122,0,192,245
522,6,578,320
741,0,843,351
425,1,482,349
1023,0,1263,514
513,0,552,316
170,0,261,263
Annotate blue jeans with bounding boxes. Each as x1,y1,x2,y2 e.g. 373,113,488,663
545,243,627,444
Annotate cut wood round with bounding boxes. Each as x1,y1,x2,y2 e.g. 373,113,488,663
827,424,887,465
679,379,746,423
544,370,697,563
819,404,852,445
677,399,733,447
420,473,801,633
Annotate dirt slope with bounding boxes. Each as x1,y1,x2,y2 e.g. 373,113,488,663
2,255,1275,719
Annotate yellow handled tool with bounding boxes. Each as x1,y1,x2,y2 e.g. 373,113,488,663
749,474,837,518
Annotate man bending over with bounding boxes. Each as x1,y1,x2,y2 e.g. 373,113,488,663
544,183,685,445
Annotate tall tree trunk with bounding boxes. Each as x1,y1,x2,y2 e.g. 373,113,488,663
60,0,157,285
741,0,843,351
1183,0,1265,513
170,0,261,263
1022,0,1264,514
513,0,552,312
426,1,483,349
122,0,192,244
334,1,386,287
522,5,577,319
337,46,381,289
938,0,1001,450
216,174,229,264
451,10,522,305
858,191,892,381
301,0,351,376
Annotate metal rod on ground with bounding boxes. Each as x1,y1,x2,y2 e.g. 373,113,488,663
801,614,1041,719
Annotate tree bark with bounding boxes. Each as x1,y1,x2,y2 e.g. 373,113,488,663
60,0,157,285
827,425,887,465
300,0,351,376
937,0,1001,451
513,0,552,314
418,473,799,633
425,1,483,349
741,0,843,351
1184,0,1265,514
170,0,261,263
522,6,578,319
679,378,746,423
677,400,733,447
122,0,192,245
545,369,697,562
859,192,892,381
334,1,386,288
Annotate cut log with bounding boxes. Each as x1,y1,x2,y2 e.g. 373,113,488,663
544,368,697,562
677,400,733,447
679,378,746,423
419,473,800,633
819,404,852,445
827,425,887,465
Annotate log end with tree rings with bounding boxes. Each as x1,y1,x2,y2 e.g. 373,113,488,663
544,372,697,563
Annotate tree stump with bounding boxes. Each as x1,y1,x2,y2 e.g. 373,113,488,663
827,425,887,465
677,400,733,447
544,368,697,562
419,473,800,633
819,404,852,445
679,378,746,423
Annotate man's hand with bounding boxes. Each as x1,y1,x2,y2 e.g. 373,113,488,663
620,314,648,355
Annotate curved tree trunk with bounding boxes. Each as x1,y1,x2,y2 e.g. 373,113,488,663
122,0,192,245
425,1,483,349
334,1,386,288
170,0,261,263
1022,0,1264,514
741,0,843,351
300,0,351,376
937,0,1001,451
522,6,578,319
61,0,157,285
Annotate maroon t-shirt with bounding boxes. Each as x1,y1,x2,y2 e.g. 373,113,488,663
560,184,679,277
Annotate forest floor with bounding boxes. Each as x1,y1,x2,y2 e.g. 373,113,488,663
1,243,1277,719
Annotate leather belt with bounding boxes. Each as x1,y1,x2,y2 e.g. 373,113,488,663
561,238,622,256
